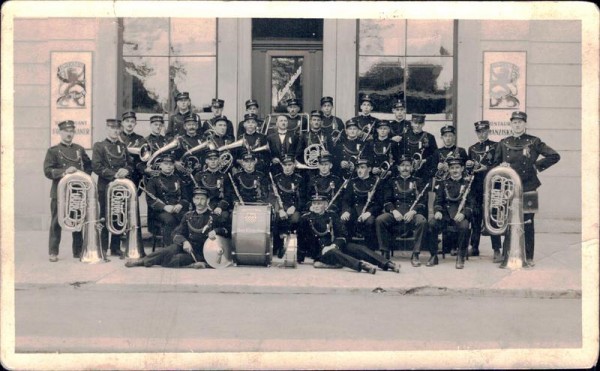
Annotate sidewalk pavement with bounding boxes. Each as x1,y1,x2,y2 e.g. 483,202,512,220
12,231,582,298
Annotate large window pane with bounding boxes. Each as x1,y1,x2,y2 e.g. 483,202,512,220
122,56,169,113
406,57,453,120
122,18,169,56
170,18,216,56
406,20,454,56
170,57,216,111
359,20,406,56
271,57,304,113
358,56,405,113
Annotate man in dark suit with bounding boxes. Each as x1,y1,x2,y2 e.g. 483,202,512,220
267,114,300,175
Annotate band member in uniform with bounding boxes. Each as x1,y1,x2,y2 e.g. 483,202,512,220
332,119,365,179
285,98,308,134
145,155,190,245
272,155,306,257
267,114,300,175
166,92,200,138
208,118,235,150
376,155,428,266
203,98,234,139
194,149,232,228
120,111,145,186
428,157,475,269
138,115,170,178
296,110,333,169
340,158,381,251
235,113,270,174
352,94,378,140
493,111,560,266
306,153,344,212
428,124,468,183
126,187,229,268
389,99,410,142
366,120,401,175
92,119,134,258
298,194,398,273
174,116,205,201
44,120,93,262
467,120,502,261
320,96,345,139
401,113,438,180
231,152,269,204
237,99,264,136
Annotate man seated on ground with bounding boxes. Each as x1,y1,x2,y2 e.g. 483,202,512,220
297,193,398,273
126,188,229,268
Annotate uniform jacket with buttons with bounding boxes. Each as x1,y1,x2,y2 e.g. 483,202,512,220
383,175,428,216
146,173,189,211
44,142,92,198
434,176,475,220
204,115,234,139
298,210,347,259
92,138,133,192
193,169,232,211
172,209,229,256
273,172,306,210
342,175,382,216
468,139,498,198
232,170,269,204
167,110,201,138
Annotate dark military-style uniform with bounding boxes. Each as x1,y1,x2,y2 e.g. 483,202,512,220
493,111,560,262
167,110,201,138
366,135,400,173
285,113,307,135
376,172,428,263
204,115,235,139
341,171,381,250
92,122,134,255
306,172,344,211
119,130,145,186
194,164,232,228
231,168,269,204
44,122,93,259
235,131,270,173
389,118,410,139
296,129,333,172
401,124,438,180
332,129,366,179
175,132,206,201
145,162,190,246
428,145,469,181
321,114,344,137
468,121,502,256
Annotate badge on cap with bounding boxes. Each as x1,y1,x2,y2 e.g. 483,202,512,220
175,92,190,101
510,111,527,122
245,99,259,108
359,94,373,104
244,113,258,122
211,98,225,108
192,187,209,196
320,96,334,106
440,125,456,135
286,98,300,107
106,119,122,127
121,111,136,120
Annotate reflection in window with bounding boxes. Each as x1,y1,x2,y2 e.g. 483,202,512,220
271,57,304,113
121,18,217,116
358,19,454,120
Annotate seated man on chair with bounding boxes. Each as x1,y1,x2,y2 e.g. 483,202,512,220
126,187,229,268
376,154,428,267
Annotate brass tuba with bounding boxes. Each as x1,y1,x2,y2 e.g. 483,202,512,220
57,171,106,263
106,178,144,259
483,163,527,269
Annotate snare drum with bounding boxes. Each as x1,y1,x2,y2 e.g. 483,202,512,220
231,203,273,266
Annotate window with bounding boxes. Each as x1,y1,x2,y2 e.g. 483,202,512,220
358,20,455,123
120,18,217,124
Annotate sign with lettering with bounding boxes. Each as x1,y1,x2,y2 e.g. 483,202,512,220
482,51,527,141
50,51,93,149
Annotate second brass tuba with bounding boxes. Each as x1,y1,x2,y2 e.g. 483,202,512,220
106,178,144,259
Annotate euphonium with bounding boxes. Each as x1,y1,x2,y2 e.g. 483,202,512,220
127,143,152,162
303,143,325,169
183,140,216,159
57,171,106,263
217,138,245,152
106,178,144,259
483,163,527,269
146,137,181,167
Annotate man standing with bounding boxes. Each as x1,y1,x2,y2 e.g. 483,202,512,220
467,120,502,261
167,92,200,138
231,153,269,204
285,98,308,134
44,120,93,262
352,94,379,139
92,119,134,258
204,98,234,139
493,111,560,267
236,113,270,174
320,96,345,138
174,116,205,201
401,113,438,181
266,114,300,175
237,99,265,135
119,111,145,187
194,149,233,229
389,99,410,142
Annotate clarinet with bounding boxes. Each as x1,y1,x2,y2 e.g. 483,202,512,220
227,172,245,205
269,172,285,211
408,182,430,213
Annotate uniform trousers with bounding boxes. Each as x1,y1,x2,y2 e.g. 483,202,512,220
98,189,122,254
428,218,470,257
49,198,83,257
317,246,362,272
376,213,426,253
469,206,501,251
502,213,535,260
273,211,301,255
154,208,188,246
139,242,205,268
342,242,390,269
342,210,378,250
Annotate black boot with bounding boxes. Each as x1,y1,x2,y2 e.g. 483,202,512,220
411,253,421,267
493,249,503,263
385,261,400,273
426,254,438,267
125,258,144,268
360,261,377,274
468,247,480,257
456,255,465,269
450,248,457,256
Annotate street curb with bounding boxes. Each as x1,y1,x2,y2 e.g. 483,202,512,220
15,283,582,299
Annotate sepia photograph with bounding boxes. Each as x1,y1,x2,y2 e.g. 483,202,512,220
1,1,598,369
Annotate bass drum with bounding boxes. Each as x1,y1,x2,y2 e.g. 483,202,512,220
231,203,272,266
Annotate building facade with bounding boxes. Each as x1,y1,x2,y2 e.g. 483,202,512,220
13,18,581,232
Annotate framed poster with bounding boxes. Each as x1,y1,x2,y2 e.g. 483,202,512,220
50,51,93,149
482,51,526,141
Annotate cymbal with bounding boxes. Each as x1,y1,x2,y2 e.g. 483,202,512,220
203,236,233,269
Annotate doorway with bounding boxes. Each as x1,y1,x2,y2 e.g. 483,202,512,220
251,19,323,118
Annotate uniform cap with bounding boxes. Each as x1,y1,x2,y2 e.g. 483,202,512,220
244,113,258,122
245,99,259,108
121,111,136,120
359,94,373,104
211,98,225,108
392,100,405,109
320,96,334,105
356,158,371,167
474,120,490,131
149,115,164,124
411,114,426,124
205,149,219,159
241,152,257,161
447,157,464,166
318,152,333,164
184,116,198,123
286,98,301,107
281,154,295,164
510,111,527,122
192,187,209,196
159,154,175,164
106,119,122,127
175,92,190,101
58,120,76,130
311,193,329,202
398,154,412,165
310,110,323,118
440,124,456,135
345,119,358,128
376,120,391,128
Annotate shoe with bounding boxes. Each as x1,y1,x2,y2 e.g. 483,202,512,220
455,257,465,269
189,262,207,269
526,259,535,267
493,250,503,263
49,254,58,262
313,261,343,269
360,261,377,274
450,248,457,256
411,253,421,267
125,259,144,268
111,249,123,257
468,248,480,257
426,255,438,267
385,261,400,273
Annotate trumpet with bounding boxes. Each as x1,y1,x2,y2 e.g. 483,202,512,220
146,137,181,167
127,143,152,162
106,178,144,259
57,171,106,263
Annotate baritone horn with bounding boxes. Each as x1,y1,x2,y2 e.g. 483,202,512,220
217,138,245,152
57,170,106,263
483,163,527,269
146,137,181,167
252,143,270,153
106,178,144,259
127,143,152,162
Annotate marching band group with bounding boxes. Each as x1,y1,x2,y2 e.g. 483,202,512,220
44,92,560,273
